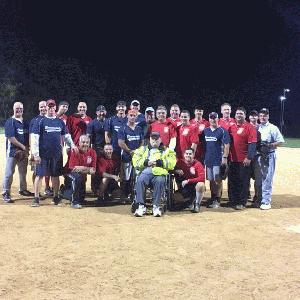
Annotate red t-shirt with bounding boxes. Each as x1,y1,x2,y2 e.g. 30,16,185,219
65,148,97,180
190,118,209,160
66,114,92,146
97,154,120,177
175,159,205,183
59,114,68,125
149,120,177,147
228,122,257,162
176,124,199,158
167,117,182,128
219,118,236,130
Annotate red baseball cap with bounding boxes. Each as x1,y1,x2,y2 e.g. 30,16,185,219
46,99,56,107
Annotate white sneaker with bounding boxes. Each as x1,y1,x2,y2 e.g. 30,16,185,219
153,205,162,217
134,204,146,217
260,204,271,210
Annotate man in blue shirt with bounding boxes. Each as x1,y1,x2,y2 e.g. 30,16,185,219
104,100,127,156
130,99,147,130
2,102,33,203
118,109,144,201
254,108,285,210
31,99,77,207
87,105,107,194
203,112,230,208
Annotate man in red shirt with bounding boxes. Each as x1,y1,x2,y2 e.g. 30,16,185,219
66,101,92,146
96,144,121,206
176,110,199,159
57,101,69,124
62,135,96,209
168,104,182,128
174,148,205,213
219,102,236,130
190,105,209,163
148,105,177,150
228,107,257,210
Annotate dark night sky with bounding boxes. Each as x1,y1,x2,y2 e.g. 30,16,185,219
19,1,286,91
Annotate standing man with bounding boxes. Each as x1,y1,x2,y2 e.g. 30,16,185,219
31,99,77,207
148,105,177,150
118,109,144,201
219,103,236,130
168,104,182,127
228,107,257,210
174,148,206,213
203,112,230,208
2,102,33,203
175,110,199,159
130,99,147,130
57,101,69,124
66,101,92,146
143,106,156,137
104,100,127,156
62,135,96,209
255,108,284,210
132,132,176,217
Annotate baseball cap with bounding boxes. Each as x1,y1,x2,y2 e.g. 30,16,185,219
145,106,155,113
150,131,160,139
209,112,219,119
96,105,106,111
46,99,56,107
116,100,126,107
131,99,140,106
249,110,258,116
260,108,269,115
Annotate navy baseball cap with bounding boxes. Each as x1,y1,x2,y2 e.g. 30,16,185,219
150,132,160,139
209,112,219,119
260,108,269,115
131,99,140,106
96,105,106,111
116,100,126,107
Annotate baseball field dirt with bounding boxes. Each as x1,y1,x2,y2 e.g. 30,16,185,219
0,135,299,299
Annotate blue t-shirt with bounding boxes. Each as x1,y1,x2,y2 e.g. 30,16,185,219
136,113,147,131
33,116,66,159
118,125,144,162
5,117,29,157
87,118,106,149
29,115,44,134
104,115,127,154
203,126,230,167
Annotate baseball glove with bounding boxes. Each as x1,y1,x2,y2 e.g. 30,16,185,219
14,149,27,162
220,163,229,180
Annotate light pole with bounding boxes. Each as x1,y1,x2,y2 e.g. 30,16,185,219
279,88,290,134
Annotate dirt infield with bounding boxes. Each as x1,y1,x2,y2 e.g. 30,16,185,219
0,135,300,299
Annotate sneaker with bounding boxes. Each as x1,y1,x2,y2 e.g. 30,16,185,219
44,187,54,196
209,200,220,209
95,196,105,207
71,203,82,209
153,205,162,217
19,190,34,196
2,192,14,203
235,204,245,210
134,204,146,217
53,196,62,205
260,203,271,210
191,202,200,213
31,197,40,207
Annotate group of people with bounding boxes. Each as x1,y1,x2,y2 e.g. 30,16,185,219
2,99,284,217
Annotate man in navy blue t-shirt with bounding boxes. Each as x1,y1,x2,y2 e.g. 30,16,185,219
31,99,77,207
118,109,144,200
104,100,127,156
203,112,230,208
2,102,33,203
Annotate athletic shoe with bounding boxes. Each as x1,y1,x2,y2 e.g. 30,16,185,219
134,204,146,217
53,196,62,205
209,200,220,209
2,192,14,203
235,204,245,210
19,190,34,196
31,197,40,207
191,202,200,213
95,197,105,207
260,204,271,210
153,205,162,217
44,187,54,196
71,203,82,209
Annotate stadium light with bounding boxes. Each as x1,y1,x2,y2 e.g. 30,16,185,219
279,88,290,134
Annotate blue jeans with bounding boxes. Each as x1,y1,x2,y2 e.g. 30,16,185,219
254,152,276,205
135,172,166,206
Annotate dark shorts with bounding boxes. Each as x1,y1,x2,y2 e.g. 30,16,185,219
35,156,63,177
176,179,196,199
